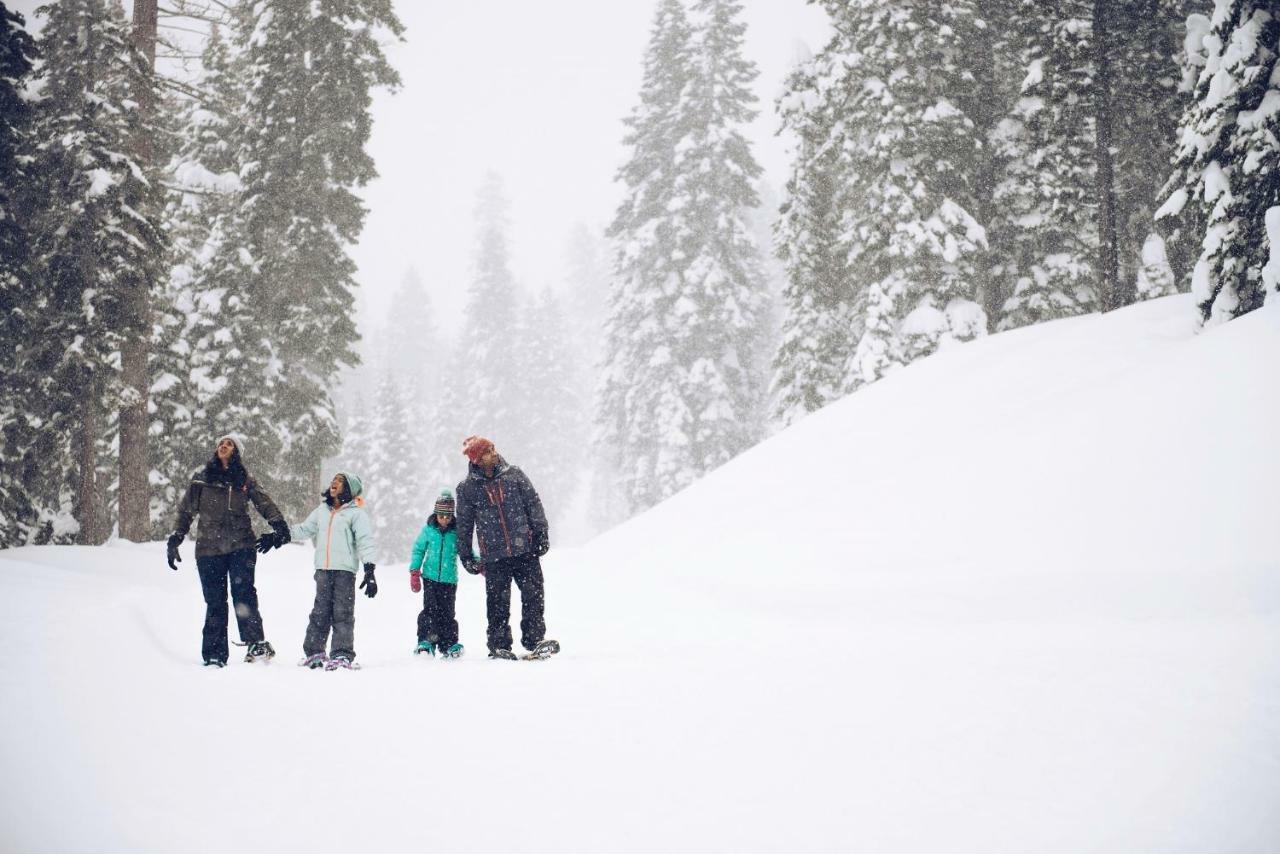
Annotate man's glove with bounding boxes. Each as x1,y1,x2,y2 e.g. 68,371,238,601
360,564,378,598
533,530,550,558
255,531,284,554
409,569,422,593
166,533,183,570
462,556,481,575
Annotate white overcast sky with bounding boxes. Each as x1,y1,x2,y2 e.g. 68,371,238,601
14,0,832,330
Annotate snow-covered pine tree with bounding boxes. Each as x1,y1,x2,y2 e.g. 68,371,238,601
451,173,524,449
772,46,863,426
836,0,989,389
996,0,1100,330
597,0,697,517
231,0,403,520
664,0,769,480
150,22,248,534
364,373,421,563
0,3,51,547
1159,0,1279,325
513,287,588,535
25,0,167,544
1113,0,1196,301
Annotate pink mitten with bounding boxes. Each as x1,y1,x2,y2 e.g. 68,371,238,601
409,570,422,593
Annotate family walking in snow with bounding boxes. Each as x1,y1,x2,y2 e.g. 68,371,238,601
167,434,557,668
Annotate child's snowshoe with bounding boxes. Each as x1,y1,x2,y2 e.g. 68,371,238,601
488,648,518,661
441,643,464,659
244,640,276,663
414,640,436,657
299,653,327,669
203,658,227,668
325,654,359,671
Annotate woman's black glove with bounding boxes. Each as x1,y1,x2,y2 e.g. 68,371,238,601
360,564,377,598
270,518,291,544
255,531,284,553
166,533,183,570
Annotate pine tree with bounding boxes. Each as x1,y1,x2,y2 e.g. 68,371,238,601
25,0,167,543
230,0,403,519
150,22,247,534
996,0,1100,330
514,287,588,533
1160,0,1279,325
597,0,697,516
0,3,50,546
364,373,420,563
772,48,862,425
666,0,769,478
452,173,524,447
599,0,769,515
836,1,989,389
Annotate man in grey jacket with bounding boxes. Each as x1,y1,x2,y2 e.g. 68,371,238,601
168,434,288,667
456,436,556,660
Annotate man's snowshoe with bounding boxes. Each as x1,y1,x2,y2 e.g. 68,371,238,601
203,658,227,668
488,648,518,661
521,639,560,661
441,643,464,659
325,655,359,671
299,653,327,669
414,640,436,657
244,640,276,663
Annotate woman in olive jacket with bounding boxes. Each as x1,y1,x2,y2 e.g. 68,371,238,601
167,434,288,667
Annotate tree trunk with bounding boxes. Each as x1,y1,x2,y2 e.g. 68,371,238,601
76,391,108,545
971,0,1008,330
118,0,159,541
1093,0,1126,311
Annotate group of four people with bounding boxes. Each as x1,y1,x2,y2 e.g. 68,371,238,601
166,433,554,669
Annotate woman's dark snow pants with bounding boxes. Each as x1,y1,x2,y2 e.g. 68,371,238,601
196,548,265,663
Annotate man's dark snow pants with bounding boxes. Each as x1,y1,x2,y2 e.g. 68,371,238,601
417,579,459,650
304,569,357,661
196,547,265,663
484,553,545,653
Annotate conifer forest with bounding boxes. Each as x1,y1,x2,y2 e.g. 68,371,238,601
0,0,1276,554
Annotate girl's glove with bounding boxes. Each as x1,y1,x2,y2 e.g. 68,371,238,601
359,564,378,598
409,570,422,593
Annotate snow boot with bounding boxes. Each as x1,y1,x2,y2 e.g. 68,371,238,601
244,640,276,663
442,643,464,659
325,654,358,671
488,648,518,661
414,640,436,657
203,658,227,668
299,653,327,669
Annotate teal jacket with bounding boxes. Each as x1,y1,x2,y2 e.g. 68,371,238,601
290,490,377,574
408,517,457,584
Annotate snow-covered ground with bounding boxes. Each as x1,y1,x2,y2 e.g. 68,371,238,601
2,294,1277,853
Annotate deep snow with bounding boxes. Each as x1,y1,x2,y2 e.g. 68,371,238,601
1,294,1277,853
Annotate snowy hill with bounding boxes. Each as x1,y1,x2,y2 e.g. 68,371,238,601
2,295,1277,854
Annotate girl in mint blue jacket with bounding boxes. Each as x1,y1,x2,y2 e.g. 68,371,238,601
407,489,462,658
290,471,377,670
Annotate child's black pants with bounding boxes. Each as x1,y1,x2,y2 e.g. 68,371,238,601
417,579,458,649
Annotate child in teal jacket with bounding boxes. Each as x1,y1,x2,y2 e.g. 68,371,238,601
408,489,462,658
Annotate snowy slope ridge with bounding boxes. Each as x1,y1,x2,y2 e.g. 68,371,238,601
2,294,1278,854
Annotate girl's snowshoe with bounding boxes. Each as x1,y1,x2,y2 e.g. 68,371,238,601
414,640,435,657
521,639,560,660
441,643,464,659
299,653,327,669
325,655,358,671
